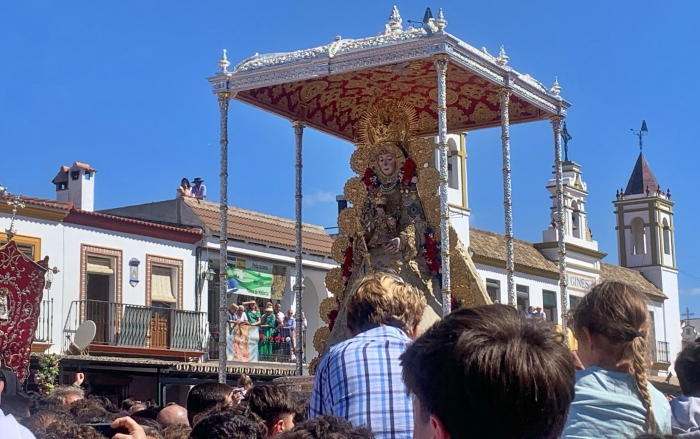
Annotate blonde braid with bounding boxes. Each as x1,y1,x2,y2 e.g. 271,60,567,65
630,333,656,432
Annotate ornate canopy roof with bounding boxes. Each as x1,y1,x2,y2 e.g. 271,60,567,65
208,6,570,142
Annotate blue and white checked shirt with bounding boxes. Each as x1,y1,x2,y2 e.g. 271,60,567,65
309,326,413,439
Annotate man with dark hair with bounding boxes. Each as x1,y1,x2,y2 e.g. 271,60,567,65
189,412,264,439
670,340,700,436
245,385,296,436
277,415,374,439
310,273,425,439
186,382,235,426
0,368,35,438
400,305,576,439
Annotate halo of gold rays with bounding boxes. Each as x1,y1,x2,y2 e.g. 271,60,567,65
319,297,336,324
331,236,351,264
324,267,345,298
356,100,418,147
343,177,367,206
313,326,330,353
338,207,361,236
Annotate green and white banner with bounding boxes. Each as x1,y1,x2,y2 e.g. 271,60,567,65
226,257,273,299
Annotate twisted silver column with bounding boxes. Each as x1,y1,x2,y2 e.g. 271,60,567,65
435,57,451,316
293,121,305,375
217,92,230,383
499,89,515,306
551,115,569,346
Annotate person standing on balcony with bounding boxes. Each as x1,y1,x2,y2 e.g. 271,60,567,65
274,303,284,328
281,309,297,361
228,305,248,327
243,301,261,326
260,306,277,357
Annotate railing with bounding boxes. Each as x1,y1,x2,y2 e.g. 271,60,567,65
652,341,670,364
208,326,306,364
35,299,53,344
63,300,207,352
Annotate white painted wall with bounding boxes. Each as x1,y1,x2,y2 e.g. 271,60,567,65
0,212,199,355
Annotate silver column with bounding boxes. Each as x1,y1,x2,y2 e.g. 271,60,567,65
217,91,230,383
435,57,451,316
499,89,515,306
293,121,305,375
551,115,569,345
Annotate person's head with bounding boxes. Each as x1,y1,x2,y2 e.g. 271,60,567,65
47,384,85,409
345,272,425,338
187,382,234,426
193,178,203,187
43,417,106,439
238,305,245,315
276,415,375,439
92,394,117,413
401,304,575,439
228,402,268,436
264,307,274,315
535,306,542,312
377,152,397,176
572,281,655,431
121,397,139,412
250,302,259,311
528,305,534,312
287,309,294,319
69,398,109,422
21,410,74,436
229,304,238,314
189,412,264,439
245,385,296,436
675,340,700,396
163,423,192,439
130,402,148,414
275,303,282,313
0,368,31,418
157,403,189,428
181,178,191,189
238,374,253,392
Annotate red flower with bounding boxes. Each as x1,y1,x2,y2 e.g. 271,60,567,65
401,158,417,185
259,334,265,341
363,167,376,189
328,309,339,332
341,246,353,279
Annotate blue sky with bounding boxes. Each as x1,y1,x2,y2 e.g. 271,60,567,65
2,1,699,316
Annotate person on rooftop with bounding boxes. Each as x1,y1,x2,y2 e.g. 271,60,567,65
191,178,206,200
176,178,191,198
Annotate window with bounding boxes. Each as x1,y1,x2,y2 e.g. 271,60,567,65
631,217,646,255
486,279,500,303
572,201,581,239
58,182,68,190
569,295,582,311
150,266,176,304
71,171,80,180
0,233,41,261
543,290,557,322
516,285,529,312
662,219,671,255
447,138,460,190
85,171,91,180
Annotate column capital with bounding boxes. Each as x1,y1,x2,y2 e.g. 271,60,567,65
434,56,449,70
292,120,306,128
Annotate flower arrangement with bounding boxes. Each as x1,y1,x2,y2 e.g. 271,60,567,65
422,228,442,286
400,158,417,186
362,167,378,189
341,245,353,283
36,353,59,395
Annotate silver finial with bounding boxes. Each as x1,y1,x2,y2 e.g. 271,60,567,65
386,5,403,33
551,76,561,96
435,8,447,31
335,35,342,41
5,193,25,241
218,49,230,73
496,45,509,66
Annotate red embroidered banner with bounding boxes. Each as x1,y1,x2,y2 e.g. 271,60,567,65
0,240,46,382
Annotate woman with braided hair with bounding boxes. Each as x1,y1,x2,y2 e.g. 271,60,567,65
562,281,672,438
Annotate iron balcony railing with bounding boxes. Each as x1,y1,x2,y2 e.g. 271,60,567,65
208,325,306,364
652,341,670,364
35,299,53,344
63,300,207,353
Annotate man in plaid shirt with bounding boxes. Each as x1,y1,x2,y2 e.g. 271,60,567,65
309,273,426,439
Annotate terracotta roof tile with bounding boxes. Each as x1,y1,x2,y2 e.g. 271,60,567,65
185,198,333,255
2,194,72,211
70,209,203,236
469,228,559,274
74,161,97,173
624,153,659,196
599,262,667,301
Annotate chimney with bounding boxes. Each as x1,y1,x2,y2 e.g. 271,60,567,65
52,162,96,211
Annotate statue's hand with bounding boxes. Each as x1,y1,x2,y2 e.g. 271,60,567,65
384,237,402,254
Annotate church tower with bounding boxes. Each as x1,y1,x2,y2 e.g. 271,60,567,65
613,150,681,367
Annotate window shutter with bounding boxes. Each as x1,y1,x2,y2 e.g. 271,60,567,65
151,266,176,303
87,256,113,274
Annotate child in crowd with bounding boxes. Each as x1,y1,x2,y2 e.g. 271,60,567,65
562,281,672,438
670,339,700,437
400,304,575,439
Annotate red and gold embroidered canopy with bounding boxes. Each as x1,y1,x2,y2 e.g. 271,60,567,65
209,7,570,142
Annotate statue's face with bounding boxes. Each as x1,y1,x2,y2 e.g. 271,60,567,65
378,153,397,176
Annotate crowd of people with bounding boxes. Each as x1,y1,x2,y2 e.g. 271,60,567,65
1,272,699,438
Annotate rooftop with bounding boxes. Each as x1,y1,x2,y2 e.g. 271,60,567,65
184,197,333,255
624,153,660,196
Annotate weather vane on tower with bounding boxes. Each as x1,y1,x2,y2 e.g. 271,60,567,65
631,120,648,152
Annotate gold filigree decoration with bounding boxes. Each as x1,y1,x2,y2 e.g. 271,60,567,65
325,267,345,298
319,297,336,324
338,207,361,236
350,147,370,175
422,196,441,232
356,100,418,147
407,137,434,167
429,88,459,105
300,81,329,103
417,167,440,197
313,326,330,353
343,177,367,206
309,356,320,375
470,102,498,123
448,226,491,308
331,236,350,264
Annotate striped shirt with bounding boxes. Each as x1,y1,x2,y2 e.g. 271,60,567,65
309,326,413,439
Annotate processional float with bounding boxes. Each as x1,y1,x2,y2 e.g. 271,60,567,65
208,6,571,377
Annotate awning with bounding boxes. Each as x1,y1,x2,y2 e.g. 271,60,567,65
87,256,113,275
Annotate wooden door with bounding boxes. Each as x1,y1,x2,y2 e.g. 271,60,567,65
87,274,111,343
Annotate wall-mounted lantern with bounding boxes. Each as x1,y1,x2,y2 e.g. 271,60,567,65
129,258,140,287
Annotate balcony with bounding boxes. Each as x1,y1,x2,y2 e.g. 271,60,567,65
64,300,207,361
32,299,54,353
208,325,306,364
651,341,670,370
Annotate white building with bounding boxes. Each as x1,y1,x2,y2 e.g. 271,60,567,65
441,133,681,372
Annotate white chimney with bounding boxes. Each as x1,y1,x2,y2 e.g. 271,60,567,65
52,162,96,211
